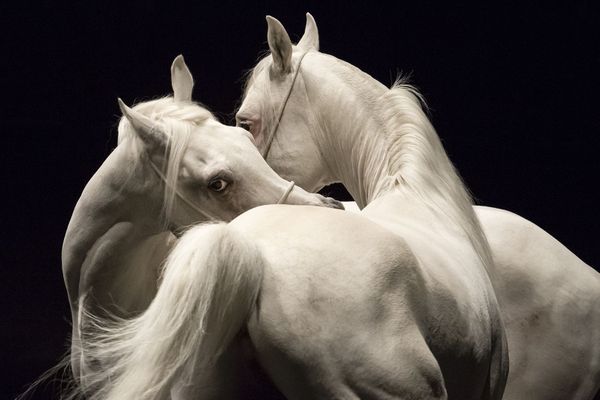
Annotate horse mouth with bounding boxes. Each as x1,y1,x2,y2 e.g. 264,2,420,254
322,196,345,210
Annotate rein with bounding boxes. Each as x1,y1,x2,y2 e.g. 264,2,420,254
148,160,296,219
263,51,309,159
278,180,296,204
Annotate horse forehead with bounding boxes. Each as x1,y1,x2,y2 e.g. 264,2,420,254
178,151,226,182
248,57,271,84
238,90,262,113
187,123,225,148
240,79,271,113
184,130,248,164
184,137,225,162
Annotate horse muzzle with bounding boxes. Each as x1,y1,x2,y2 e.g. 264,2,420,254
319,195,345,210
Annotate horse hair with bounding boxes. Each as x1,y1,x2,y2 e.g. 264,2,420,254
71,222,264,399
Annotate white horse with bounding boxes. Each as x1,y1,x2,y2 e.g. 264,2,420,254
61,55,341,387
73,36,507,400
235,14,600,400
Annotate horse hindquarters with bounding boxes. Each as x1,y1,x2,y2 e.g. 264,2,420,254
244,249,448,399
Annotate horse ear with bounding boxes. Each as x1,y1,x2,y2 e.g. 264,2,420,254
118,98,167,149
266,15,293,74
171,54,194,102
297,12,319,51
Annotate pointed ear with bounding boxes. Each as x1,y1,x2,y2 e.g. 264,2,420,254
118,98,167,149
266,15,293,74
171,54,194,102
297,12,319,51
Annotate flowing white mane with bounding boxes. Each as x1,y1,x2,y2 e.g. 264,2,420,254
377,81,494,271
117,97,213,222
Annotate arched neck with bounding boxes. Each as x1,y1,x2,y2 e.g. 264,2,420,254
302,56,395,208
63,143,163,254
62,143,164,304
301,54,495,278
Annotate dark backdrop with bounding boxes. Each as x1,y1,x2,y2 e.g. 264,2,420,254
2,1,598,398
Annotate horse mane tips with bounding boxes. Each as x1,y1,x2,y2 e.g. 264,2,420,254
15,350,76,400
390,75,430,115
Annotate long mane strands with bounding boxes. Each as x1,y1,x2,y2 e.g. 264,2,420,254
378,82,494,272
117,97,214,223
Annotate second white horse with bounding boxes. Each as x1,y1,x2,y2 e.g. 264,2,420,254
236,13,600,400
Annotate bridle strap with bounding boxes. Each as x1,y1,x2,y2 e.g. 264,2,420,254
263,51,309,159
148,161,218,220
148,161,297,219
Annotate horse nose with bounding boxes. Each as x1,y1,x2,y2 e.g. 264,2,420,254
321,196,345,210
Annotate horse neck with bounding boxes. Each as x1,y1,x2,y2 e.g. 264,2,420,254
302,56,392,208
305,55,494,271
62,142,164,308
66,143,162,242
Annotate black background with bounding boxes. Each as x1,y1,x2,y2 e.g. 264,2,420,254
2,1,599,398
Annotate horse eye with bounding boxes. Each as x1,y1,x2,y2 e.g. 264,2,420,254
208,178,229,192
238,121,252,132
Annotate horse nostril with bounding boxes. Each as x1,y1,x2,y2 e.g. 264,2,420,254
324,197,345,210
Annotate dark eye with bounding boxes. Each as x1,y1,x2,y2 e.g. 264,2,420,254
238,120,252,132
208,178,229,192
